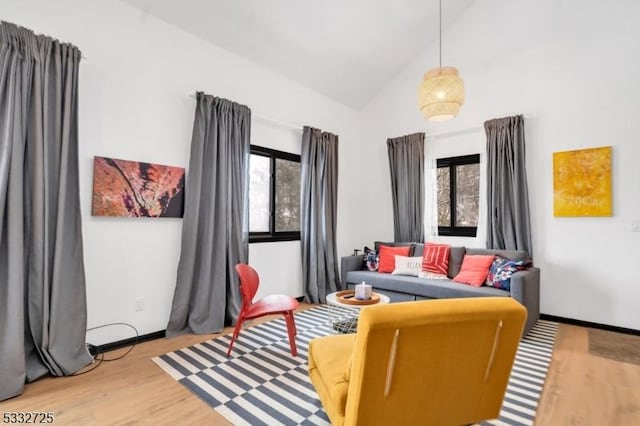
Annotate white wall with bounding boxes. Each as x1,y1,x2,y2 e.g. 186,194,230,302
362,0,640,330
3,0,365,344
422,131,487,248
249,120,303,301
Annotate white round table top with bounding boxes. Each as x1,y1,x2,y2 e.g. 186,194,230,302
325,291,390,309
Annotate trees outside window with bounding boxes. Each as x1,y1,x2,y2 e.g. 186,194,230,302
249,146,300,242
436,154,480,237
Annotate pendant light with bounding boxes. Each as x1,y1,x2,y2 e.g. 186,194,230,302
417,0,464,121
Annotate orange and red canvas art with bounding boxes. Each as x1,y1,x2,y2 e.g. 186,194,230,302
92,156,185,218
553,146,612,217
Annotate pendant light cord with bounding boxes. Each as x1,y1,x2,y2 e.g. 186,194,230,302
439,0,442,68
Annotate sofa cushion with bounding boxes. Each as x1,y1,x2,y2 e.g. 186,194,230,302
345,270,509,299
308,333,355,422
378,245,411,273
448,246,466,278
374,241,414,253
412,243,425,257
453,255,495,287
422,243,450,275
419,271,448,280
465,248,529,262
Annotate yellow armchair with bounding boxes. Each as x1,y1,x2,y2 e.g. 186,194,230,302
308,297,527,426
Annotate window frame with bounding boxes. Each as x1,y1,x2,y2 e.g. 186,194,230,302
249,145,301,243
436,153,480,238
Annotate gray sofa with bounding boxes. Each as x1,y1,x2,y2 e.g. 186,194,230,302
340,242,540,336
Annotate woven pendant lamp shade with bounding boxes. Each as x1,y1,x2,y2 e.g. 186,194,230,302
418,66,465,121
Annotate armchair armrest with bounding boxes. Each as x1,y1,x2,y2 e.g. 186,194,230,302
509,267,540,336
340,255,365,289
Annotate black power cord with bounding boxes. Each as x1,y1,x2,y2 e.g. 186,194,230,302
71,322,139,376
72,344,104,376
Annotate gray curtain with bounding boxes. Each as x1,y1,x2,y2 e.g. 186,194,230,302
485,115,533,255
300,127,339,303
166,92,250,336
0,21,92,402
387,133,425,242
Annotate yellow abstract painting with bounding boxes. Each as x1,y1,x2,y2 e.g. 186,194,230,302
553,146,612,216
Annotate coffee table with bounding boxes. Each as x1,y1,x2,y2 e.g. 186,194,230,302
325,290,390,333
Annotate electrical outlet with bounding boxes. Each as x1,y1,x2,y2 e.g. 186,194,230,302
632,220,640,232
134,297,145,311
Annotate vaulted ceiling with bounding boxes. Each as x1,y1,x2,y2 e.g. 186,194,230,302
121,0,475,109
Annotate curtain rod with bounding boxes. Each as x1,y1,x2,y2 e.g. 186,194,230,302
188,93,303,134
426,125,482,138
253,113,303,134
426,115,531,138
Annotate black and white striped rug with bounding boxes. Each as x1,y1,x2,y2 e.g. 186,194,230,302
153,305,557,426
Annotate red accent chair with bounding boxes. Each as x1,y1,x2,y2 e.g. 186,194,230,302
227,264,300,357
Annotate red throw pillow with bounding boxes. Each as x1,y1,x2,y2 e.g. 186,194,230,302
378,245,411,273
453,255,495,287
422,243,451,276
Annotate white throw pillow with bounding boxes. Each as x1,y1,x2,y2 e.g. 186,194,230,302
392,255,423,277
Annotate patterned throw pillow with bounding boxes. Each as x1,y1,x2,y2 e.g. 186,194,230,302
365,250,379,271
422,243,451,276
486,257,533,291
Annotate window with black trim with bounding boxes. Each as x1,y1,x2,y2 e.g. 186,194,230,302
436,154,480,237
249,145,301,243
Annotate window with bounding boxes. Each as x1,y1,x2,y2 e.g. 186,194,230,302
436,154,480,237
249,145,301,242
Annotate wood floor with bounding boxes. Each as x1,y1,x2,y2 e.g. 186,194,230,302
1,310,639,425
536,324,640,425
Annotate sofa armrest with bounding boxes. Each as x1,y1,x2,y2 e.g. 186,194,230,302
340,255,365,287
510,267,540,336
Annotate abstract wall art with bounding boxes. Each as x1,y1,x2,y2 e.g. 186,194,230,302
553,146,612,217
92,156,185,218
